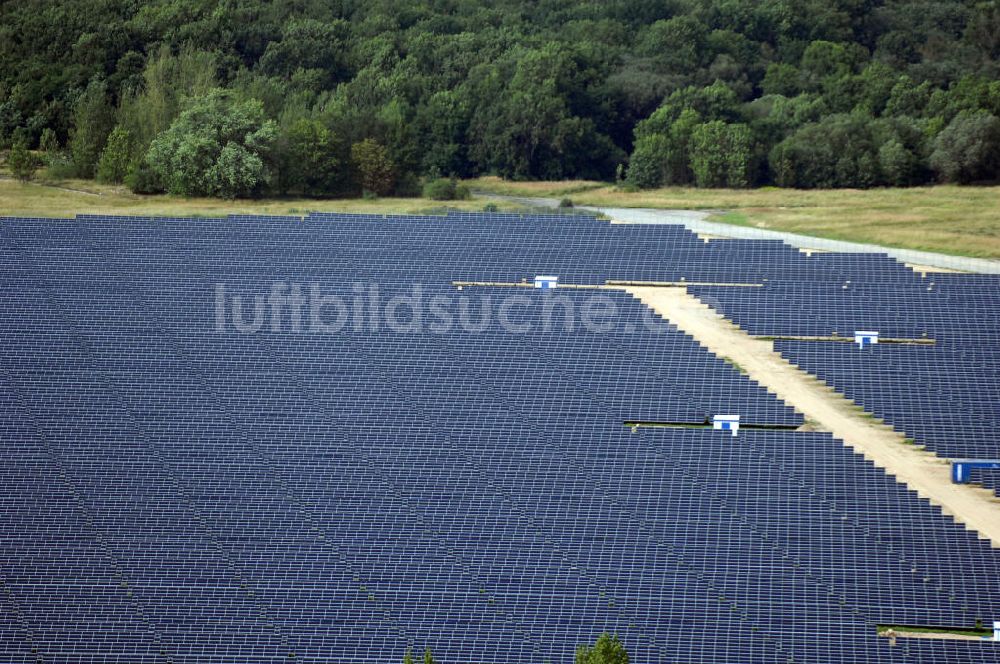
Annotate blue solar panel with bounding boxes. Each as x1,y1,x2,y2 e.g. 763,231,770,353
0,213,997,663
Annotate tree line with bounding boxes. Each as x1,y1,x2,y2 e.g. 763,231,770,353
1,0,999,196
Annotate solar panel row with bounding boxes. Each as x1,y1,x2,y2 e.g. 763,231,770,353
1,213,998,663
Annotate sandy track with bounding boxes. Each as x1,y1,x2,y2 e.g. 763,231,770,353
628,286,1000,549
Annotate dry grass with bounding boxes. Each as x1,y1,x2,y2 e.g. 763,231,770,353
470,176,607,198
5,173,998,258
0,176,512,219
468,177,1000,259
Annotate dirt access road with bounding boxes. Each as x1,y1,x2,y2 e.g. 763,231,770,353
628,286,1000,549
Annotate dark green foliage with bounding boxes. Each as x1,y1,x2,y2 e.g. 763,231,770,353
259,19,351,88
422,647,434,664
351,138,396,197
761,63,801,97
1,0,999,194
929,111,1000,183
8,139,40,182
125,158,163,195
96,126,134,184
69,80,115,179
689,121,753,188
769,113,934,188
636,16,707,73
770,114,878,188
274,118,344,197
626,134,670,189
878,139,920,187
467,43,624,180
576,633,629,664
628,108,702,188
39,128,59,156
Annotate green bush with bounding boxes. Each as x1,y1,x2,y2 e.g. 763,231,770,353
423,177,453,200
8,139,40,182
627,108,702,188
558,197,574,208
125,158,163,195
423,177,470,200
44,152,76,180
39,128,59,156
96,126,134,184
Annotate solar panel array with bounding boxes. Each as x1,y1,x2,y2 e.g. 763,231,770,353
690,267,1000,496
1,212,999,663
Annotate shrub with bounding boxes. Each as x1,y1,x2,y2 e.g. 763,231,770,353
625,134,669,189
8,139,40,182
423,177,471,201
626,108,702,189
558,197,574,208
97,126,134,184
423,178,453,199
125,158,164,194
39,128,59,156
44,152,76,180
878,139,921,187
769,114,879,188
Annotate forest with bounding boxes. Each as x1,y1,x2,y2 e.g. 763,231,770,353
1,0,999,197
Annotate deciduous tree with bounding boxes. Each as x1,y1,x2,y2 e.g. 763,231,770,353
145,90,276,198
689,121,753,188
929,111,1000,183
69,80,115,178
351,138,396,196
8,138,39,182
576,633,629,664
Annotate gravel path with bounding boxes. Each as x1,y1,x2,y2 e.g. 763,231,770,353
593,205,1000,274
476,193,1000,273
628,286,1000,548
479,191,1000,545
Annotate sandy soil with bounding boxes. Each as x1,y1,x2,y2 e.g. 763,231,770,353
627,286,1000,549
880,631,989,641
904,263,966,274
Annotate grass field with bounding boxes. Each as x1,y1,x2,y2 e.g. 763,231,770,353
4,173,998,259
469,177,1000,259
0,176,514,219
